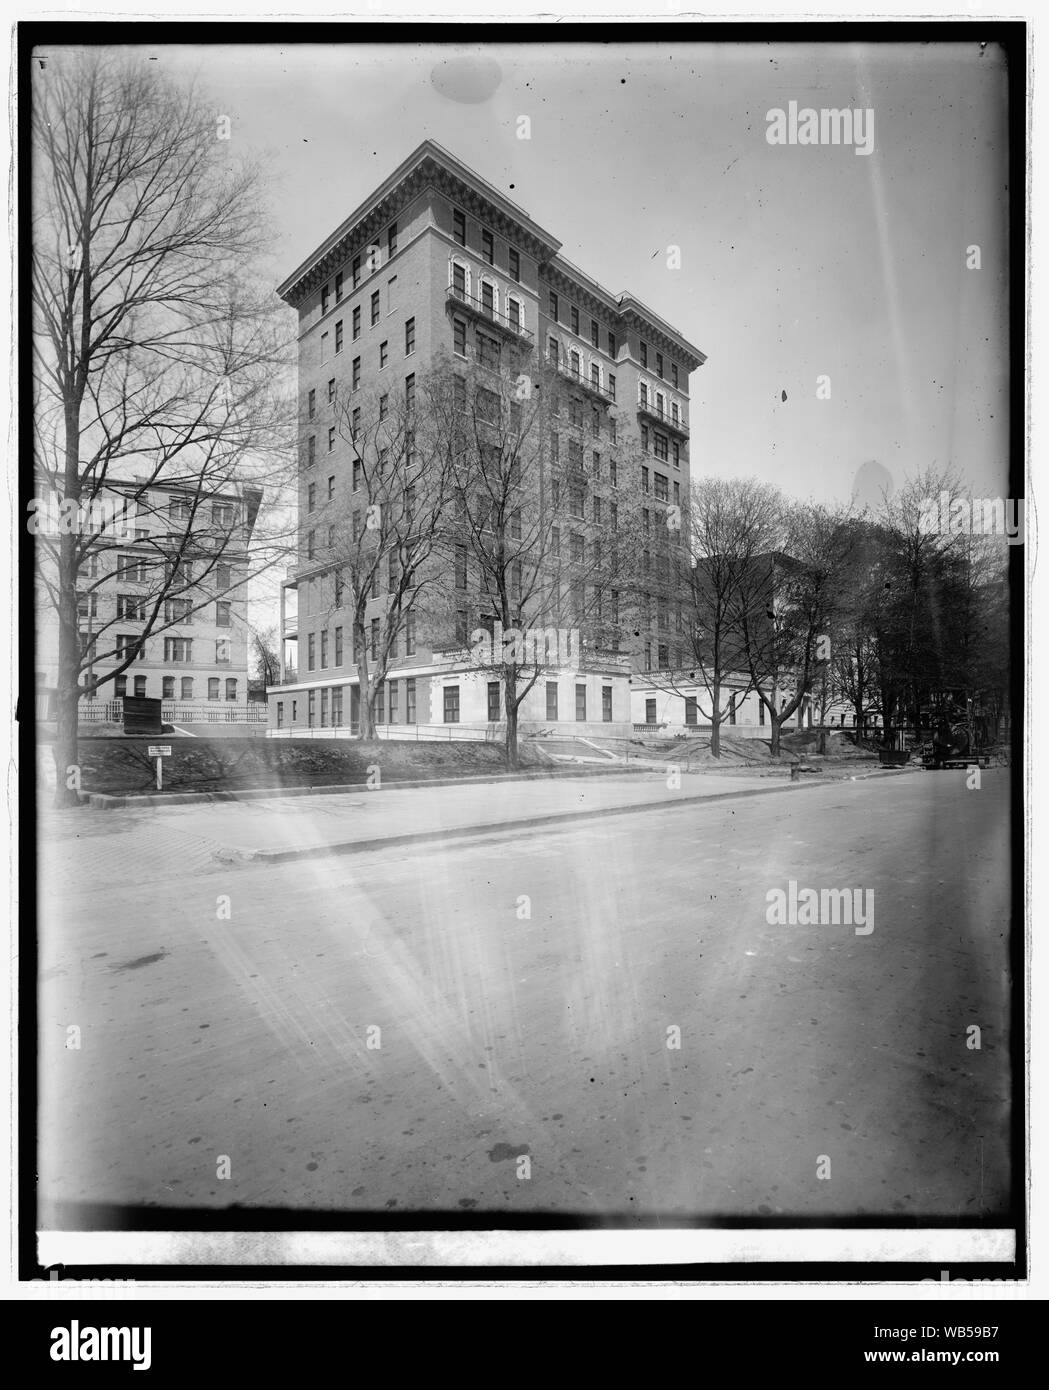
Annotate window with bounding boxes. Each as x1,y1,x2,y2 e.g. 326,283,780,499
208,677,220,700
602,686,613,722
164,597,192,625
388,221,398,257
455,609,469,646
591,406,601,437
331,687,343,727
453,208,466,246
481,228,494,264
334,626,343,665
307,388,316,419
405,614,416,656
320,631,329,669
308,690,315,727
656,351,664,378
216,601,231,627
673,480,680,506
593,495,602,525
610,459,618,489
116,594,144,621
642,466,650,494
405,373,415,410
571,534,584,564
640,340,648,368
570,349,581,379
646,698,657,724
672,402,680,426
672,362,679,388
442,684,461,723
370,618,379,661
335,320,343,353
380,340,388,369
308,482,316,512
455,543,467,590
292,699,298,721
575,684,587,721
163,676,175,699
387,679,399,724
640,382,649,410
181,677,194,700
321,283,330,315
728,693,737,726
549,290,559,322
658,643,670,669
406,677,417,723
352,254,361,288
508,247,520,281
371,290,380,326
133,675,146,698
319,688,328,727
353,305,361,340
608,373,616,402
321,331,329,362
379,394,389,420
328,475,336,502
352,357,361,390
335,270,344,303
506,296,521,330
673,440,680,469
487,681,500,722
591,319,600,349
477,386,500,424
216,639,231,664
115,675,127,698
307,530,315,560
654,472,668,502
453,318,467,356
654,433,668,462
405,317,415,354
452,260,467,298
570,305,580,335
608,330,617,358
388,549,398,593
307,634,316,671
547,335,559,364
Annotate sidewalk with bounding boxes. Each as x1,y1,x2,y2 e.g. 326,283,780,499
37,765,908,887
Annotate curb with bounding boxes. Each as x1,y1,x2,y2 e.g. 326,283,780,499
78,762,648,810
235,770,906,865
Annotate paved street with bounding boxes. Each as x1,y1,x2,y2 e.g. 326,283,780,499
38,768,1012,1221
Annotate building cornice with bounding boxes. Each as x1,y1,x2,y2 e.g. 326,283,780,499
278,141,563,308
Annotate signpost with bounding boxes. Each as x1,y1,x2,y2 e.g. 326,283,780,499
147,745,171,791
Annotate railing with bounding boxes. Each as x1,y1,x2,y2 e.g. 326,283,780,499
548,355,616,403
637,401,690,438
447,285,534,343
78,699,268,724
268,721,495,742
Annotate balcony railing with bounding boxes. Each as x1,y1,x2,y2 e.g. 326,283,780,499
637,401,690,439
447,285,534,344
548,355,616,404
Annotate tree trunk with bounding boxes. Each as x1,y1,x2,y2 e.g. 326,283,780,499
503,667,519,769
53,402,83,808
710,679,721,758
354,620,374,738
769,711,782,758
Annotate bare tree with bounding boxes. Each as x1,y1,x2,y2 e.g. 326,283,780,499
734,500,859,756
428,350,641,768
647,477,780,757
32,50,294,803
312,368,454,738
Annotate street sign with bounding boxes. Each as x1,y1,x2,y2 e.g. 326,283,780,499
147,746,171,757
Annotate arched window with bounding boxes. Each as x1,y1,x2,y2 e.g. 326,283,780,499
570,349,581,379
449,256,471,302
639,379,649,409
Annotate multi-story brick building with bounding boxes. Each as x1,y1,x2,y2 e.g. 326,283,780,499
33,477,262,722
268,139,705,737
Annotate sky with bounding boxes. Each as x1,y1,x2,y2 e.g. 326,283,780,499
46,38,1012,626
134,38,1010,509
